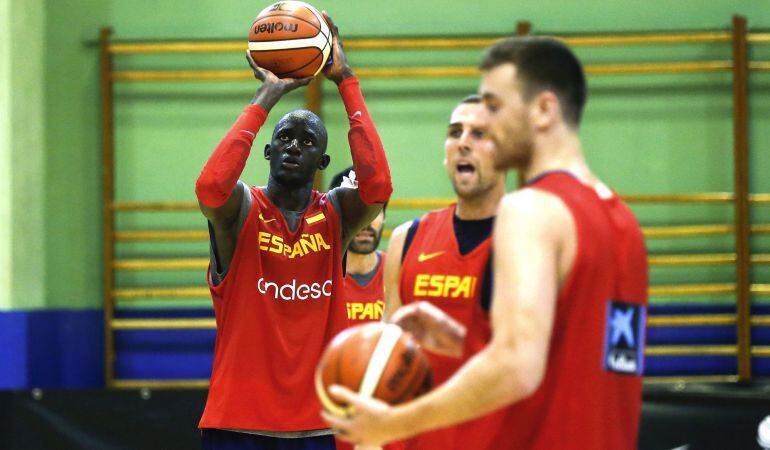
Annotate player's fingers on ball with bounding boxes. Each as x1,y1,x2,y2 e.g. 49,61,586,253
329,384,358,405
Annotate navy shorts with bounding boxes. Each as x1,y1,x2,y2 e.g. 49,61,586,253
201,429,336,450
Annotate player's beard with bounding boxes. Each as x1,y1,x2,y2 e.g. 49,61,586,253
492,112,534,171
348,226,383,254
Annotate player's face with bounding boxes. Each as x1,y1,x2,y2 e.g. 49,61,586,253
444,102,504,199
266,118,328,186
480,64,534,170
348,209,385,255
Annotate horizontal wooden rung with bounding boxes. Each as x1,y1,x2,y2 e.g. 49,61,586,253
111,318,215,329
113,287,209,299
647,314,735,326
645,345,736,356
111,379,209,389
114,258,208,270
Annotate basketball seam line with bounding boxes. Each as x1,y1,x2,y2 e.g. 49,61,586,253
358,325,403,399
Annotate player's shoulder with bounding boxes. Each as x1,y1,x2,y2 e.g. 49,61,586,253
498,188,571,227
391,219,415,241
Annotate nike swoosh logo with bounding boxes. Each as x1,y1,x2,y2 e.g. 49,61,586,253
349,111,362,119
259,213,276,223
241,130,256,137
417,251,444,262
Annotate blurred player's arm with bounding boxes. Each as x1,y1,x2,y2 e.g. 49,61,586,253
322,13,393,249
195,54,311,273
324,189,571,446
382,221,410,321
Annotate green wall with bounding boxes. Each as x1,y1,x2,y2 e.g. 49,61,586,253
27,0,770,310
1,0,47,310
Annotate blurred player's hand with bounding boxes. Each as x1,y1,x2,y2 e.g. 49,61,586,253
322,385,398,447
390,302,466,358
320,11,354,84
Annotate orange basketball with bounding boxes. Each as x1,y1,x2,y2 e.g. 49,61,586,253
315,323,433,415
248,1,332,78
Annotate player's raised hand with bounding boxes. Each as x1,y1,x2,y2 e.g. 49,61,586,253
321,11,354,84
246,50,312,109
390,302,467,358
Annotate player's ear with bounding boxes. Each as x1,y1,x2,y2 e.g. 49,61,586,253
532,91,559,130
264,144,271,160
318,153,331,170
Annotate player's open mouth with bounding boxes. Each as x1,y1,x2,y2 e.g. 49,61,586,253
457,163,476,174
281,157,300,169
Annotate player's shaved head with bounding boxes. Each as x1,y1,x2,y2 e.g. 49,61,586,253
272,109,329,153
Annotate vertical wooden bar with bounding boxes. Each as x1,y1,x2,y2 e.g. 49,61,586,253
516,21,532,36
99,27,116,388
731,15,751,381
306,78,324,190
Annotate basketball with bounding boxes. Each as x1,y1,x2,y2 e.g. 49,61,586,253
247,1,332,78
315,323,433,415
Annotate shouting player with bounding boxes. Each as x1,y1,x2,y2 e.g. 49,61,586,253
195,13,392,450
325,36,648,450
382,94,506,449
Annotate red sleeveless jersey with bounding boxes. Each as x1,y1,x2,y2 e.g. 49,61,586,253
337,252,405,450
199,187,347,432
399,205,505,450
343,252,386,323
491,172,648,450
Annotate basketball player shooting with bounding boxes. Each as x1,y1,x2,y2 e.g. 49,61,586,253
195,12,393,450
324,37,648,450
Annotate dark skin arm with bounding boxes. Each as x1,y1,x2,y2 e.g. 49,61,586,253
198,57,311,274
321,12,386,250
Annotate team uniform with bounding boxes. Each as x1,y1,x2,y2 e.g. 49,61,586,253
490,171,648,449
398,205,506,450
196,76,392,450
343,252,386,324
335,251,406,450
200,187,347,437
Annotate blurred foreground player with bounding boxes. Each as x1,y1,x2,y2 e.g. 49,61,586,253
195,13,391,450
328,168,387,325
325,36,648,450
382,95,506,450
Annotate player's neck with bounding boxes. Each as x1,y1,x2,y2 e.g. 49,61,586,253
264,177,314,211
347,251,379,275
455,183,505,220
523,128,593,185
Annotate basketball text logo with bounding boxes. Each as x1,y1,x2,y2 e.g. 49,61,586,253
254,22,299,34
347,300,384,321
413,274,478,299
258,231,331,259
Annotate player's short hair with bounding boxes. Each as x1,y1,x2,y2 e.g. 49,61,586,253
480,36,587,127
459,94,483,105
273,109,329,152
327,166,388,215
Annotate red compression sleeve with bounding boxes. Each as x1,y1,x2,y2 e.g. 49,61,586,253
195,105,268,208
338,77,393,205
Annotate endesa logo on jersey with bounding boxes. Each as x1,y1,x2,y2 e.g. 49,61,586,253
413,274,478,299
603,300,646,375
347,300,384,321
257,277,332,301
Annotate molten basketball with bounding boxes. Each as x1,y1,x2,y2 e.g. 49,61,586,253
248,1,332,78
315,323,433,415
